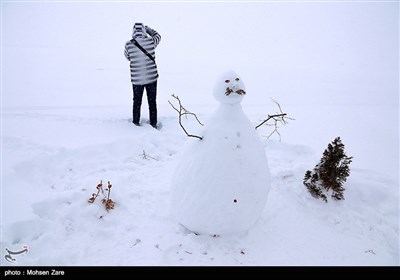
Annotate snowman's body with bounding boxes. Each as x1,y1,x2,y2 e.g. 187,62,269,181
171,71,271,235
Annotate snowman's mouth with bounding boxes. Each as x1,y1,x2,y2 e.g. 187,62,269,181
225,87,246,96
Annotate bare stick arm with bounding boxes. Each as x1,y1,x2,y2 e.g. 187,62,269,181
255,98,294,141
255,113,287,130
169,94,203,140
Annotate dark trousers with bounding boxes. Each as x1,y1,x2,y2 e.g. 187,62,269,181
132,81,157,126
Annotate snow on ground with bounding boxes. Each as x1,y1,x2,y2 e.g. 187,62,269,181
1,104,398,265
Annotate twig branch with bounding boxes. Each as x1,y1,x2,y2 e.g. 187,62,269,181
254,113,288,130
141,150,159,161
168,94,203,140
255,98,294,141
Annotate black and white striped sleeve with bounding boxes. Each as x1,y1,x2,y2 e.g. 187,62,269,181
145,26,161,48
124,42,131,60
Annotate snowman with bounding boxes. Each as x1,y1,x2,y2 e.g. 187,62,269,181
170,70,271,235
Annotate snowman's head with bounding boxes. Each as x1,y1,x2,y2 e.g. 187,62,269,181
213,71,246,105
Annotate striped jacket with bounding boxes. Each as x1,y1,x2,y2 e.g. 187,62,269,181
124,23,161,85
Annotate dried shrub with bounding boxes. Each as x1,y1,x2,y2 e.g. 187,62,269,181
88,180,103,203
88,180,115,211
102,181,115,212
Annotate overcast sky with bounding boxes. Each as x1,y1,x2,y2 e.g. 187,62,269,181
2,1,398,107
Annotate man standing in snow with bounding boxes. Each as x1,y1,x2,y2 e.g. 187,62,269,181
124,23,161,128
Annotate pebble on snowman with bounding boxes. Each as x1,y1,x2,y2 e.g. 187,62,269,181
170,70,273,236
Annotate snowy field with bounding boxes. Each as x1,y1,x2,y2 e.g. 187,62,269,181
1,2,399,265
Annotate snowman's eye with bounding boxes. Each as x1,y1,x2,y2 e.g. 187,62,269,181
235,78,239,81
225,80,230,83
